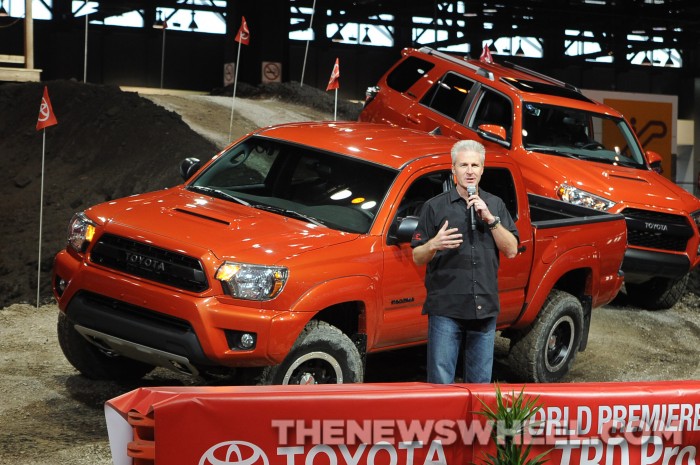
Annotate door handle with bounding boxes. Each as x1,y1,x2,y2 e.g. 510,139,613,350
406,114,421,125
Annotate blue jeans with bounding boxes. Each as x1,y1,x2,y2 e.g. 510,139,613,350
427,314,497,384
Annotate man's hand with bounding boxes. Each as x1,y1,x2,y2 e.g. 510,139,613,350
432,220,463,250
412,220,462,265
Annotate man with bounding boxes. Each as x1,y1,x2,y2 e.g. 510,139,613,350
411,140,519,384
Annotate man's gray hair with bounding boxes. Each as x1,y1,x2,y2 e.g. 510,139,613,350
451,139,486,164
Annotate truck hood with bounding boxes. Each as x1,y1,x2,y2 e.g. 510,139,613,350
524,153,700,212
87,189,358,264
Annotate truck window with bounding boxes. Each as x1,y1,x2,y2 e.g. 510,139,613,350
468,90,513,142
395,171,452,219
189,137,398,234
480,167,518,220
386,56,435,93
420,72,475,122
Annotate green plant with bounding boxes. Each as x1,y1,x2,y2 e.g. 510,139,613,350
474,384,552,465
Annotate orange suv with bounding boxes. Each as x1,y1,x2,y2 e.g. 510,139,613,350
360,47,700,310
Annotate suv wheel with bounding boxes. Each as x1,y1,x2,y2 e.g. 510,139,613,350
258,321,363,385
57,312,154,380
507,290,583,383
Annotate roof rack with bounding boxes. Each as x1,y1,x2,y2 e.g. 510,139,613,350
418,47,494,81
502,60,581,93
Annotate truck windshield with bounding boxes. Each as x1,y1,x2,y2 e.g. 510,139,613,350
187,136,398,234
521,102,646,169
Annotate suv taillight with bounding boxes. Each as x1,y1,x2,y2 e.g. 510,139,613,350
364,86,380,107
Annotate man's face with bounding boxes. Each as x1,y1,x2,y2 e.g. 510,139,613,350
452,150,484,191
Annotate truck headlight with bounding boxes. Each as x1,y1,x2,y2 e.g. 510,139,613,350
67,212,96,253
216,262,288,300
556,184,616,211
692,210,700,230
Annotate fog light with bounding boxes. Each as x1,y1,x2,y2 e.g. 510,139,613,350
55,276,68,297
240,333,255,349
224,330,257,351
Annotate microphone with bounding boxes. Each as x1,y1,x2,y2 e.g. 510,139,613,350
467,185,477,231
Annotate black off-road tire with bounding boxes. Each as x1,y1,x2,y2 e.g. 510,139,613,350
507,290,583,383
258,320,363,385
687,268,700,298
625,275,689,310
57,312,154,380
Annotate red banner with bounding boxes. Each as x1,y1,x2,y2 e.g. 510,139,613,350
235,16,250,45
36,86,58,131
327,58,340,91
106,381,700,465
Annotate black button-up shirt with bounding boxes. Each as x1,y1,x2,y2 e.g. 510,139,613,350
411,188,518,320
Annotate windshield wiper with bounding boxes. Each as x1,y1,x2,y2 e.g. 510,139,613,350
253,204,325,227
527,147,578,158
187,186,250,206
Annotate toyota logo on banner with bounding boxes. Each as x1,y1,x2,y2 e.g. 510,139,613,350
199,440,269,465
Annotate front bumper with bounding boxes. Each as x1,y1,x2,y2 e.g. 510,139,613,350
52,250,307,373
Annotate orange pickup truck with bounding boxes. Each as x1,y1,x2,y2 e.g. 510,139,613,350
360,47,700,310
52,122,626,384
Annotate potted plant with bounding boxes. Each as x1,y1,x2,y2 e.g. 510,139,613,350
475,384,552,465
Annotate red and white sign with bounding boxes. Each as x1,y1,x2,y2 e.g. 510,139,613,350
106,381,700,465
326,58,340,91
235,17,250,45
480,44,493,64
36,86,58,131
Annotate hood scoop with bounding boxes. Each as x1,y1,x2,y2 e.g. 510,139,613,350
607,173,650,183
173,207,231,225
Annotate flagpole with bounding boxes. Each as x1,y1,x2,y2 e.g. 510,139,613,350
300,0,316,87
37,129,46,308
83,13,88,83
228,40,242,143
334,89,338,121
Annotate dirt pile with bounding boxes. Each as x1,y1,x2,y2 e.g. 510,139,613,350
0,80,219,308
0,80,362,309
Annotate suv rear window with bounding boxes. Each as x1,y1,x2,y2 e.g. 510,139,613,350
386,56,434,93
420,72,475,121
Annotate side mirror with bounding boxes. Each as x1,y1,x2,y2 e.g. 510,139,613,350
180,157,202,181
645,150,663,174
477,124,509,147
387,216,419,245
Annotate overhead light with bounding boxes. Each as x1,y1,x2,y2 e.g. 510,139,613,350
641,52,653,66
188,10,198,31
331,27,344,42
153,10,165,29
664,51,674,67
0,0,8,17
514,39,525,57
361,26,371,44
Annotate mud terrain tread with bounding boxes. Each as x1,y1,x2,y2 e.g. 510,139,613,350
507,289,583,383
626,275,689,310
258,320,363,385
57,312,154,380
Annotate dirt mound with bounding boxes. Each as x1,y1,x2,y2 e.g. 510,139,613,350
0,80,219,308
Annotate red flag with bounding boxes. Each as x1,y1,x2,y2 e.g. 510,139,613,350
326,58,340,91
36,86,58,131
235,16,250,45
480,44,493,64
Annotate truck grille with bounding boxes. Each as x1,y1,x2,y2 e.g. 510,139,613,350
90,234,208,292
622,208,693,252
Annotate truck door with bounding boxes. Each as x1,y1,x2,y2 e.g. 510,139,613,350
479,166,533,325
375,171,451,349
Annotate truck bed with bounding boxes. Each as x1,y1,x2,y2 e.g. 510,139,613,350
528,193,624,229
